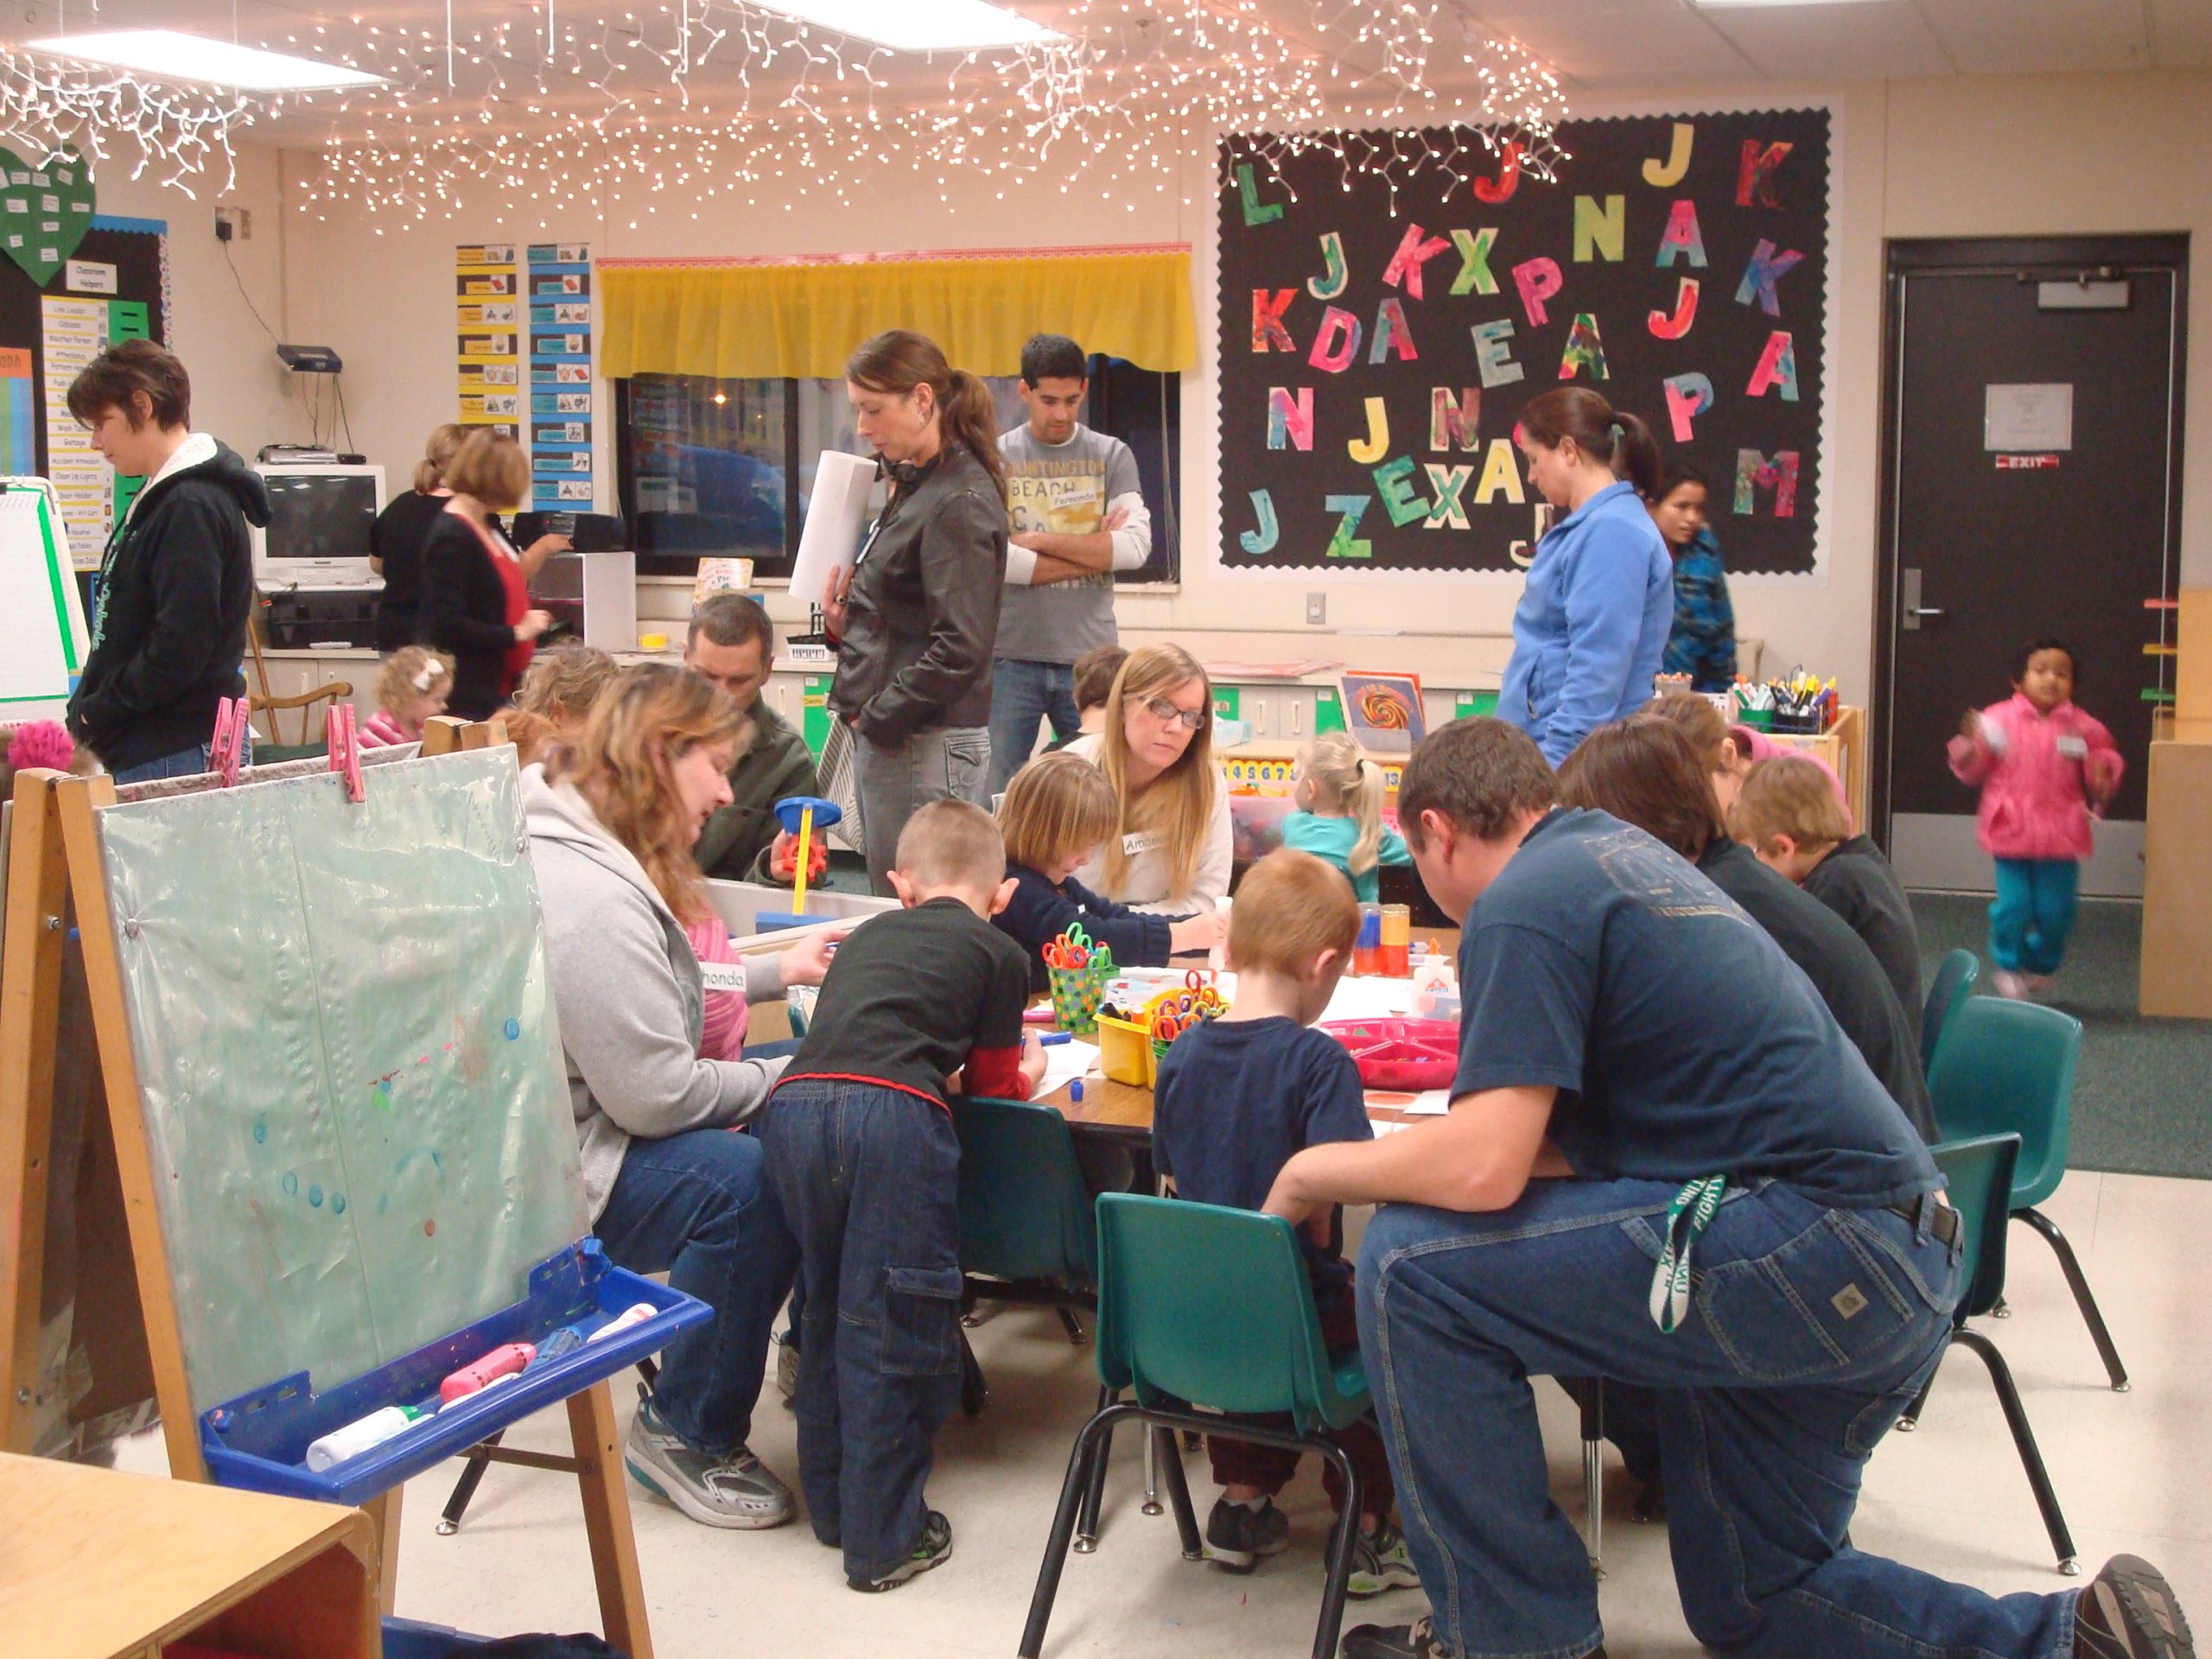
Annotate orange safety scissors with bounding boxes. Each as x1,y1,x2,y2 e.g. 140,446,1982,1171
1152,1012,1188,1043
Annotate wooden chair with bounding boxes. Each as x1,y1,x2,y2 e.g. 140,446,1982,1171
245,615,354,751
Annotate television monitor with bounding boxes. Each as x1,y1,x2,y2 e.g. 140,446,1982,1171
252,464,385,589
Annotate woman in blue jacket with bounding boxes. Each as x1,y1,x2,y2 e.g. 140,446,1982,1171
1497,389,1674,766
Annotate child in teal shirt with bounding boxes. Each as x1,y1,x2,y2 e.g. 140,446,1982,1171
1281,732,1412,903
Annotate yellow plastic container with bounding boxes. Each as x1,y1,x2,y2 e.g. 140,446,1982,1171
1096,1013,1158,1088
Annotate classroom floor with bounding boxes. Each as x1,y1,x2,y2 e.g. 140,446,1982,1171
117,1166,2211,1657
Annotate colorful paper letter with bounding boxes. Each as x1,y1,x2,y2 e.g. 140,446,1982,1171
1649,278,1700,340
1382,222,1453,301
1239,489,1280,555
1251,288,1297,353
1451,227,1498,296
1471,319,1525,389
1558,314,1609,381
1370,298,1419,364
1424,464,1473,529
1662,373,1714,442
1349,397,1390,464
1237,162,1285,226
1474,438,1526,506
1656,200,1707,270
1573,195,1625,264
1307,231,1348,300
1325,494,1374,560
1472,141,1522,204
1430,387,1480,452
1511,257,1564,327
1643,123,1694,188
1747,331,1800,402
1734,448,1800,517
1374,456,1430,529
1309,307,1363,373
1736,140,1793,208
1735,238,1804,317
1267,386,1314,450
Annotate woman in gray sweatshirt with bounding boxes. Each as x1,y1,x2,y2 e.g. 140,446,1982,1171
526,664,835,1531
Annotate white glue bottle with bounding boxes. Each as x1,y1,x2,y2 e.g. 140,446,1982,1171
306,1403,430,1471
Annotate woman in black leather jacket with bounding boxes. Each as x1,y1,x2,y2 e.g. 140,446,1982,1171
825,330,1011,893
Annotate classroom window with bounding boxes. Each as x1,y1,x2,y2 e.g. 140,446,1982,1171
613,359,1180,582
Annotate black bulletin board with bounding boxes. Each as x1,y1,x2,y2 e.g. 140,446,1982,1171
1217,110,1829,575
0,218,169,476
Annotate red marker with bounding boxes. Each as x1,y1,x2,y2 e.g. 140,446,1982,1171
440,1342,537,1404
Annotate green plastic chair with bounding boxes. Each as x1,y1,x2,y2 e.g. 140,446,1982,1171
950,1096,1099,1414
1926,997,2127,1392
1921,948,1980,1071
1020,1194,1372,1659
1896,1135,2079,1574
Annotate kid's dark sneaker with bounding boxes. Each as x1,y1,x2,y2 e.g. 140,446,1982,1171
849,1510,954,1592
1347,1523,1423,1598
2075,1556,2195,1659
1205,1495,1292,1573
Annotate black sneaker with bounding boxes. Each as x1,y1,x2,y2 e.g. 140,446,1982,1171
1346,1522,1423,1598
1205,1496,1292,1573
849,1510,954,1592
2076,1557,2196,1659
1341,1618,1452,1658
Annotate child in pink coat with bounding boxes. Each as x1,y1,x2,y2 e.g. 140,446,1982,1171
1947,637,2122,1000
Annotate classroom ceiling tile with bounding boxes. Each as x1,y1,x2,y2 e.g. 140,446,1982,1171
1690,0,1958,82
1452,1,1762,88
2145,0,2212,66
1916,0,2152,74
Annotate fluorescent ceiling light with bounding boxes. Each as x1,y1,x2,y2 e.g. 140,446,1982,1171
1695,0,1889,7
26,30,383,92
747,0,1058,51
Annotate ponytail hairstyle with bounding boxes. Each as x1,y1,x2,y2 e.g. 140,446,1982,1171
844,329,1007,503
1517,388,1662,501
413,423,466,494
547,664,753,925
1294,731,1390,876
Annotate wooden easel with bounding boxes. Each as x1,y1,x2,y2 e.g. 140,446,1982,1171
0,728,652,1656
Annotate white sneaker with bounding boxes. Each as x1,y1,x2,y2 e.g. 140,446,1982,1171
1990,969,2030,1000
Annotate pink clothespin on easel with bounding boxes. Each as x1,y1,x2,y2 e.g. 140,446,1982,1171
327,703,365,803
209,696,250,788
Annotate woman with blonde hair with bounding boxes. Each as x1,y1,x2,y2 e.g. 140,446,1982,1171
1065,644,1233,913
418,432,555,719
370,423,463,653
525,663,836,1533
1283,730,1414,903
823,328,1008,893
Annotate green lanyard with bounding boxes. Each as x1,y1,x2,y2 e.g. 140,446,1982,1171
1649,1176,1727,1333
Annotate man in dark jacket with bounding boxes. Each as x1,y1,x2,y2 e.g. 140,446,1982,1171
684,593,822,883
65,340,270,781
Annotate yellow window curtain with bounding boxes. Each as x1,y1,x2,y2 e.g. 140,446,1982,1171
601,245,1194,382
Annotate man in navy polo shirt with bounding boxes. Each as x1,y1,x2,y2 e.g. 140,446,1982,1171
1264,716,2191,1659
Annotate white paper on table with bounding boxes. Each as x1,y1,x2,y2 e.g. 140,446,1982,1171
789,450,880,604
1039,1037,1101,1094
1399,1090,1452,1116
1321,976,1416,1022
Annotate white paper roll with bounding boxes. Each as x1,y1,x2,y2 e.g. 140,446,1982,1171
790,450,880,606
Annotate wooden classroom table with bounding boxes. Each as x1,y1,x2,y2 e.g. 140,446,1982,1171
0,1451,379,1659
1039,930,1461,1142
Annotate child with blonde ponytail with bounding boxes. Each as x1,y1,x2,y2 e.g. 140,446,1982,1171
1282,732,1413,903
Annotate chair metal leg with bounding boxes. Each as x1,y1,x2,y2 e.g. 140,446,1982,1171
1892,1363,1939,1433
958,1329,988,1418
1020,1405,1133,1659
1953,1328,2080,1575
2016,1207,2130,1392
435,1430,505,1535
1313,1439,1364,1659
1057,1305,1088,1346
1077,1385,1116,1552
1575,1379,1604,1576
1141,1426,1162,1516
1157,1428,1203,1560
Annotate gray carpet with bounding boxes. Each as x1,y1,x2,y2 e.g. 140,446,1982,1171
1911,893,2212,1180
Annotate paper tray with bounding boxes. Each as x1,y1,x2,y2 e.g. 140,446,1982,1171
1321,1017,1461,1091
198,1239,709,1508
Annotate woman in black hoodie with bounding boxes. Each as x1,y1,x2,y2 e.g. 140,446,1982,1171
65,340,270,782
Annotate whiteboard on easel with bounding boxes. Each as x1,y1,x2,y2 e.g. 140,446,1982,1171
0,478,91,721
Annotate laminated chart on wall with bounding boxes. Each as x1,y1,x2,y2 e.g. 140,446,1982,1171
456,243,521,440
526,243,593,508
1217,110,1830,576
41,294,111,566
0,346,33,474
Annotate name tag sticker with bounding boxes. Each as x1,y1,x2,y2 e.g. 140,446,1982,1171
1122,830,1166,857
2055,735,2088,760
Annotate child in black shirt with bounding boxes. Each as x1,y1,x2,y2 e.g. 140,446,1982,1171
994,750,1224,990
760,800,1046,1593
1151,849,1417,1599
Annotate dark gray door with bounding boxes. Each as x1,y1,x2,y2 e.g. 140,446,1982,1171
1878,238,2186,896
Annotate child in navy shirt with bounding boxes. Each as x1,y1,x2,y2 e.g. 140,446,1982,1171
995,750,1224,988
1151,849,1417,1599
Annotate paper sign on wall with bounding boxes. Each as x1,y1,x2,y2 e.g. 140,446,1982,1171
65,257,116,294
1984,383,2073,452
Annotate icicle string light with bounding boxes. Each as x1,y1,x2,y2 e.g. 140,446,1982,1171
0,49,254,194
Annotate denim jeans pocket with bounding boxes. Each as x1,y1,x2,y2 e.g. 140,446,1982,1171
941,731,988,803
880,1262,964,1376
1698,1212,1923,1384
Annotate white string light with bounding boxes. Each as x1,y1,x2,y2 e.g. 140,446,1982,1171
0,48,255,194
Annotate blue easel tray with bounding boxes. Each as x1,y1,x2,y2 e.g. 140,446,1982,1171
198,1239,709,1508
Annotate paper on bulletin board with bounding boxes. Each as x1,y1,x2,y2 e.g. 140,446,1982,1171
1984,384,2072,453
456,243,521,442
526,242,593,511
40,294,111,567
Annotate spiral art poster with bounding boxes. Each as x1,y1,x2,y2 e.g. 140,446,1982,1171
1216,109,1830,578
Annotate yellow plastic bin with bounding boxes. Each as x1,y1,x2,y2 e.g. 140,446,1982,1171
1096,1013,1158,1088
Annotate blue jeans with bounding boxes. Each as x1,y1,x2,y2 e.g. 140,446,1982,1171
1358,1178,2079,1659
758,1078,964,1582
113,736,252,784
592,1127,797,1458
1990,858,2080,977
987,658,1081,796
